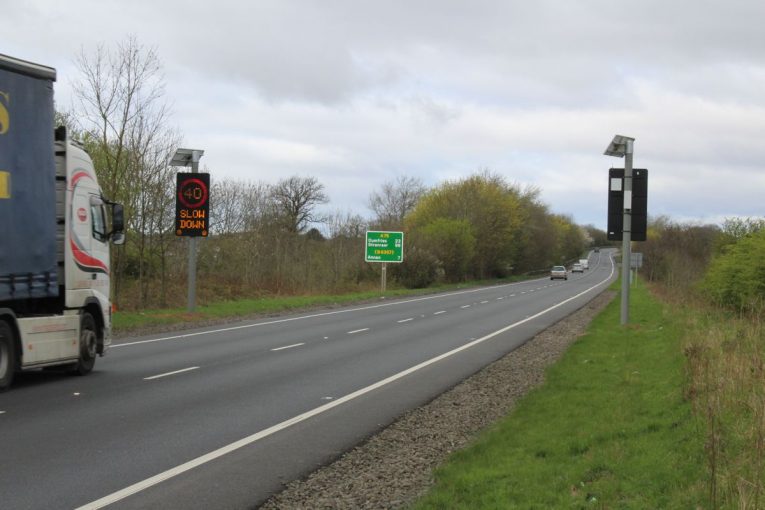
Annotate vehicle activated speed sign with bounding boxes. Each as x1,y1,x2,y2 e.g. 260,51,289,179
175,172,210,237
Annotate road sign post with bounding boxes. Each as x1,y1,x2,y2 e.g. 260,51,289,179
365,231,404,292
170,148,206,312
604,135,636,326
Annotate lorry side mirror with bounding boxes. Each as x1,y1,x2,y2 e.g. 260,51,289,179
112,203,124,232
110,203,125,245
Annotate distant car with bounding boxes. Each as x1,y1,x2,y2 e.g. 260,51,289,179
572,263,584,273
550,266,567,280
594,247,600,253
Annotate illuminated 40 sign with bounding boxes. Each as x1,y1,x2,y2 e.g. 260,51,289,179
175,172,210,237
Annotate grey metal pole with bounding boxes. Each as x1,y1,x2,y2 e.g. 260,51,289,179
621,141,633,325
381,263,387,293
187,151,202,312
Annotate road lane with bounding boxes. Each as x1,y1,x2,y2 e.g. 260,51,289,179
0,250,614,509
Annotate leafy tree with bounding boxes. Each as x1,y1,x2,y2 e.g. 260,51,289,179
701,229,765,312
419,218,475,282
406,172,525,279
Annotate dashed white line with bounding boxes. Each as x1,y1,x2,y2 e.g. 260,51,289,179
271,343,305,351
434,310,446,315
480,300,489,304
347,328,370,335
460,305,471,309
76,255,617,510
496,297,504,300
144,366,200,380
397,318,414,323
112,278,550,349
79,261,614,510
510,294,516,297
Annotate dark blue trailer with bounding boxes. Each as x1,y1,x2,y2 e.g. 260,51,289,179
0,54,58,302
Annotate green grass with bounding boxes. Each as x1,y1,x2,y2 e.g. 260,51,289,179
112,276,532,334
413,280,706,509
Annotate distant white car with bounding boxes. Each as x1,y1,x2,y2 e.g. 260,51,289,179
572,263,584,273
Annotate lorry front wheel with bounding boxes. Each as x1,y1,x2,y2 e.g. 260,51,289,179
0,320,16,391
73,313,97,376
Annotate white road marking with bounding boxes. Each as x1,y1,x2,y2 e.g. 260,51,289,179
497,297,503,300
397,318,414,323
144,366,200,381
270,343,305,352
480,300,489,304
323,336,329,340
0,411,5,415
78,255,616,510
434,310,446,315
112,278,550,349
510,294,516,297
347,328,369,334
460,305,471,309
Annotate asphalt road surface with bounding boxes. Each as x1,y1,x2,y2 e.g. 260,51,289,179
0,250,616,509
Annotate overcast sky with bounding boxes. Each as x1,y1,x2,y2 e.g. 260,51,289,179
5,0,765,229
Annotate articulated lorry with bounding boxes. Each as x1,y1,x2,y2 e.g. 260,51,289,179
0,54,124,390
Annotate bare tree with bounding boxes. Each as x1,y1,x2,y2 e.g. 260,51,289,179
70,36,176,306
210,178,250,235
368,175,427,228
270,175,329,233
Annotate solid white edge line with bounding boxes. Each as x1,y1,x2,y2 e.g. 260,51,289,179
76,255,616,510
143,366,199,381
347,328,370,334
112,277,553,349
270,343,305,352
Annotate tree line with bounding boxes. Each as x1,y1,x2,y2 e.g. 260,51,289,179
60,38,595,311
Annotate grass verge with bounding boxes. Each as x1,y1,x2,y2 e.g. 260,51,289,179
413,279,706,509
112,275,533,334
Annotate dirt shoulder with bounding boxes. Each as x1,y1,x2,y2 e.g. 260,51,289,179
260,290,617,509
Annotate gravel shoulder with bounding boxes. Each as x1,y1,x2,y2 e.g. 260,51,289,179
260,289,617,509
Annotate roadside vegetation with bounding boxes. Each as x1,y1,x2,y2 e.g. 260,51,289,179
415,216,765,508
415,280,705,509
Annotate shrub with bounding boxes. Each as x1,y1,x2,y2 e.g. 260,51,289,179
700,230,765,312
392,247,439,289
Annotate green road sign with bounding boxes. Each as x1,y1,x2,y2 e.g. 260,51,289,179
365,231,404,263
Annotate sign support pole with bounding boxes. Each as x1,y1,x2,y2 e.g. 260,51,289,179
187,151,202,312
620,142,633,325
381,263,387,293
